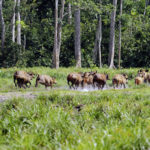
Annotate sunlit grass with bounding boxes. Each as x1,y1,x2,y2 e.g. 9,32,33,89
0,90,150,149
0,67,147,92
0,67,150,149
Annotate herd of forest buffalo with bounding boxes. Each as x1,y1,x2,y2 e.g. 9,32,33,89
13,69,150,90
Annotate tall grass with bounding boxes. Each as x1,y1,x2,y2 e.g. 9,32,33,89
0,90,150,149
0,67,150,149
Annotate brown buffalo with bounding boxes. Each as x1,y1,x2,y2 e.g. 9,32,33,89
81,71,97,88
14,71,35,88
93,73,109,89
137,69,150,83
35,75,56,89
112,74,128,89
67,72,83,89
147,73,150,83
135,76,144,85
143,70,150,83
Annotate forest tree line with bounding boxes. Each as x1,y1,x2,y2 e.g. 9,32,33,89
0,0,150,68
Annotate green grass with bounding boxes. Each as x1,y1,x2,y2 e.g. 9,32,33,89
0,67,144,92
0,67,150,149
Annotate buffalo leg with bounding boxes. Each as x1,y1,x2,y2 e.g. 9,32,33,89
112,80,115,89
102,84,105,90
81,80,84,89
97,84,100,90
123,84,126,89
35,81,38,87
17,79,22,88
26,81,31,88
45,85,48,89
22,84,26,89
71,82,75,89
68,80,71,89
14,76,18,87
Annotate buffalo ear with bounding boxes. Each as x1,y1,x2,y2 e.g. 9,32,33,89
140,69,144,72
81,73,85,77
145,69,149,72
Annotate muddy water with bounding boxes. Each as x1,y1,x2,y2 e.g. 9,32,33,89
0,85,129,102
70,85,128,92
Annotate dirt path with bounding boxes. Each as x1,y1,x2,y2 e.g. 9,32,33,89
0,92,37,102
0,86,126,102
0,87,68,102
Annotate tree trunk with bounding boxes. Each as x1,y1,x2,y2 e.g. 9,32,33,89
144,0,148,15
93,0,102,68
144,0,150,15
0,0,5,51
57,0,65,54
118,0,123,69
93,24,99,64
52,0,59,69
108,0,117,69
98,14,102,68
74,7,81,68
17,0,21,45
12,0,16,42
23,34,26,50
68,3,72,24
23,15,27,50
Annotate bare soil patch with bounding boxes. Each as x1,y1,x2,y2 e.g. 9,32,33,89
0,92,37,102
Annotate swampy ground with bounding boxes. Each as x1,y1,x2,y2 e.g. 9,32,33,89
0,67,150,149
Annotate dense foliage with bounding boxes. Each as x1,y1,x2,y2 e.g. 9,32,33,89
0,0,150,68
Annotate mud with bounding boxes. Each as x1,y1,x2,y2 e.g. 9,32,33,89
0,92,37,102
71,85,128,92
0,85,128,102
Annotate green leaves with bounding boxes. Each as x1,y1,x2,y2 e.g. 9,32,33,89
16,21,28,29
1,0,150,68
131,8,137,16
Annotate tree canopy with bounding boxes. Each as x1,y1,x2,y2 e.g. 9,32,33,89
0,0,150,68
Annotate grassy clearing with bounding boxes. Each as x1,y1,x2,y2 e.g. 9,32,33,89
0,89,150,149
0,67,150,149
0,67,145,92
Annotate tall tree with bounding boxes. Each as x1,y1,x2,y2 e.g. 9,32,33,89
12,0,16,42
144,0,150,15
74,7,81,68
93,0,102,68
57,0,65,54
17,0,21,45
68,3,72,24
118,0,123,69
0,0,5,51
52,0,65,69
52,0,59,69
108,0,117,68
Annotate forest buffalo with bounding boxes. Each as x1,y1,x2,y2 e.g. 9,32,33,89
67,72,83,89
93,73,109,89
14,71,35,88
81,71,97,88
112,74,128,89
35,75,56,89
